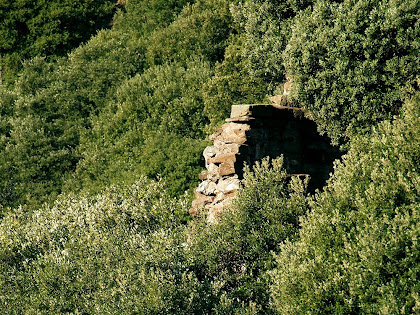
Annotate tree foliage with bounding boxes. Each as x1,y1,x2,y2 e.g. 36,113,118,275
203,33,267,127
0,28,143,209
231,0,316,90
145,0,234,67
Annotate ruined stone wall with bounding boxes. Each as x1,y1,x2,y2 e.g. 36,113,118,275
190,104,341,222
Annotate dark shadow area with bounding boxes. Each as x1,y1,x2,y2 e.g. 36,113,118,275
234,106,342,192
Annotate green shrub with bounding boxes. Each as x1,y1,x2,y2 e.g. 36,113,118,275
0,177,209,314
188,157,309,312
0,85,15,138
112,0,194,34
145,0,233,66
231,0,315,90
0,0,116,84
65,58,212,196
284,0,419,144
270,93,420,314
0,24,145,209
0,0,178,209
203,33,267,128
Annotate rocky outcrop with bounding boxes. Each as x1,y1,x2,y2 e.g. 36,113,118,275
191,103,341,223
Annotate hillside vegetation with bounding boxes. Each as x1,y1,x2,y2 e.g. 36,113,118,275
0,0,418,313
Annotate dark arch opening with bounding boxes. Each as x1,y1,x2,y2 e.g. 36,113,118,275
233,105,342,191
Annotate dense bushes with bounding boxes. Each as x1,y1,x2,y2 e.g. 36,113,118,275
188,157,309,312
233,0,315,88
66,58,212,196
0,0,115,84
270,93,420,314
0,177,203,313
284,0,419,144
0,159,310,313
0,28,143,209
203,33,267,127
145,0,234,66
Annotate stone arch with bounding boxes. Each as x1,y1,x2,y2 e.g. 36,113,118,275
191,104,341,222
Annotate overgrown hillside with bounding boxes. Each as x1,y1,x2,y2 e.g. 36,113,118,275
0,0,418,313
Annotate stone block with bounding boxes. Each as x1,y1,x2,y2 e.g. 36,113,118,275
207,163,220,180
212,123,250,144
226,116,254,122
198,170,208,180
216,177,240,193
203,145,219,165
194,190,215,204
209,153,236,165
196,180,217,195
219,161,235,176
213,140,241,155
214,191,225,203
230,105,251,118
213,191,236,203
209,124,227,141
203,145,218,158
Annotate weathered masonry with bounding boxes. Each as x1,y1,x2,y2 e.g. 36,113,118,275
190,104,341,222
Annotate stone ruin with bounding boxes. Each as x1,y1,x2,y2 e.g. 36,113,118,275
190,103,341,222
